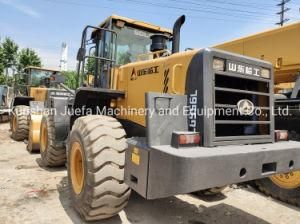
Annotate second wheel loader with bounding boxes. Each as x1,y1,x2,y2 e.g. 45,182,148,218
10,66,72,155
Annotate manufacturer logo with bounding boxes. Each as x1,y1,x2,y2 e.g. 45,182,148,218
130,66,159,81
130,68,138,81
227,61,261,77
237,99,255,116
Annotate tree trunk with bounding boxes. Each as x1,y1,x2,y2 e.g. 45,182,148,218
5,68,8,84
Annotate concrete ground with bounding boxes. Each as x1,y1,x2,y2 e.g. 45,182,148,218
0,122,299,224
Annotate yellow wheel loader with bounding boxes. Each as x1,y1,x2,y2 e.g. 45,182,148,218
214,22,300,206
52,14,300,221
10,67,71,155
11,66,54,141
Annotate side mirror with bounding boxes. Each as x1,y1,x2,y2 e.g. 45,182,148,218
77,47,86,61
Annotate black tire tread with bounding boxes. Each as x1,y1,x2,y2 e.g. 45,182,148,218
68,115,131,221
255,178,300,207
10,106,30,141
40,115,66,167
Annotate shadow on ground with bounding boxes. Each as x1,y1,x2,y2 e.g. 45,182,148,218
0,115,9,123
190,191,227,202
57,177,271,224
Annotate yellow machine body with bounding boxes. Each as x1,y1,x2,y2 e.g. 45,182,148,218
114,50,197,126
213,21,300,91
91,14,195,127
30,87,48,102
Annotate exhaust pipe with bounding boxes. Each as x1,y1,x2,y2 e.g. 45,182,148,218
172,15,186,54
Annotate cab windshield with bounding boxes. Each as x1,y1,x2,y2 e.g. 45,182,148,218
30,69,60,86
112,24,171,65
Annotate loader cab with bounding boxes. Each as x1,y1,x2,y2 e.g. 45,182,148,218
14,67,63,102
22,67,61,87
108,16,172,65
77,15,172,88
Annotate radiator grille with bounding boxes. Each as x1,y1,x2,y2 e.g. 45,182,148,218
213,71,272,144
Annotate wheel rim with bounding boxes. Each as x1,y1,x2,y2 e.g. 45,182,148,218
271,171,300,189
40,122,48,152
70,141,85,195
12,114,17,133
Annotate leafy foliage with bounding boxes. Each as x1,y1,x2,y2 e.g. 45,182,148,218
0,37,42,85
86,57,96,74
62,71,77,89
18,48,41,72
0,75,5,85
2,37,18,75
0,46,5,84
0,46,4,75
117,52,131,65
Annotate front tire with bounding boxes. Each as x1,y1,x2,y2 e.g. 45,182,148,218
40,115,66,167
68,115,131,221
10,105,30,141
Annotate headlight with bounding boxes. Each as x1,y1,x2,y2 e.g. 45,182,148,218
213,58,225,71
261,68,271,79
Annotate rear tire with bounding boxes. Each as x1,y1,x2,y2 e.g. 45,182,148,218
68,115,131,221
256,173,300,207
10,105,30,141
40,115,66,167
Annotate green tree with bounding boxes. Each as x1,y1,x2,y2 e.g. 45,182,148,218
86,57,96,74
117,51,131,65
18,48,41,72
2,37,18,76
62,71,77,89
0,46,5,84
0,75,5,85
0,46,4,75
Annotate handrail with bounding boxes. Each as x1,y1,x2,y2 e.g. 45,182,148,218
77,25,118,88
